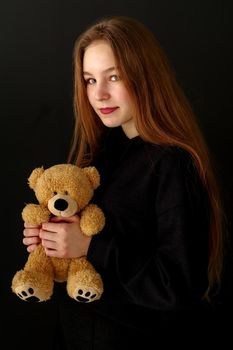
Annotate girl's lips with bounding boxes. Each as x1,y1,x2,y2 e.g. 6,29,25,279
99,107,118,114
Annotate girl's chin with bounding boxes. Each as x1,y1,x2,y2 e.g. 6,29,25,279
99,117,121,128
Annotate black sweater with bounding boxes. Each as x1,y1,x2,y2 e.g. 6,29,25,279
56,127,210,342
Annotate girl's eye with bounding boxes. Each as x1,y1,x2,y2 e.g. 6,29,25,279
86,78,96,85
110,75,119,82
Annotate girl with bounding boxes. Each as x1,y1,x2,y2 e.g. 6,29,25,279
23,16,224,349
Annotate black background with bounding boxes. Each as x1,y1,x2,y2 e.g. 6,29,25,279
0,1,232,348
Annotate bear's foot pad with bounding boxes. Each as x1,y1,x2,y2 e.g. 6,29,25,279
14,284,50,302
70,285,102,303
15,287,40,302
75,289,98,302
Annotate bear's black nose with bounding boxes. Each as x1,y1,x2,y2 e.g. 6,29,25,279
54,198,68,211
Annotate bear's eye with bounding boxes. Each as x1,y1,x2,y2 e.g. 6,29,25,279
64,191,68,195
53,191,57,195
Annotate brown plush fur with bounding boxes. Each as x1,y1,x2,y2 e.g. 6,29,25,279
11,164,105,303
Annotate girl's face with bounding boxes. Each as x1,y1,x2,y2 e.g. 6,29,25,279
83,40,138,138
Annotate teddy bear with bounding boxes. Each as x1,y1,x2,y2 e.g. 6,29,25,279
11,163,105,303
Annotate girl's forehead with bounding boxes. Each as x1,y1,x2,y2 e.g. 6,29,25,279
83,41,116,72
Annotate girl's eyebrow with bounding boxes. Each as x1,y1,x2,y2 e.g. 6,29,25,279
83,66,116,76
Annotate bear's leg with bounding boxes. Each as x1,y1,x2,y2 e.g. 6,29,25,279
67,257,103,303
11,244,54,302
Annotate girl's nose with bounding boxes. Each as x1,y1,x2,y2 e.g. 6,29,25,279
94,83,110,101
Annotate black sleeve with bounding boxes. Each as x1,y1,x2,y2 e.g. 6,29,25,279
87,148,209,311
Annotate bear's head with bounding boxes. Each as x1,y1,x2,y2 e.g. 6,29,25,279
26,164,101,217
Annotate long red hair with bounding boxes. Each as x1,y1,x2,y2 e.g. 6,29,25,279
68,16,224,300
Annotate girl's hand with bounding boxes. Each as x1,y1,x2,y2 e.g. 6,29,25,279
23,223,41,252
39,215,91,258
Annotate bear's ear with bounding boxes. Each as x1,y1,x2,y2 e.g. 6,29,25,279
28,167,44,189
82,166,100,189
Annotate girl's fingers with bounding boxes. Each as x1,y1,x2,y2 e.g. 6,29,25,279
24,222,41,228
49,215,80,223
23,227,40,237
23,236,41,246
